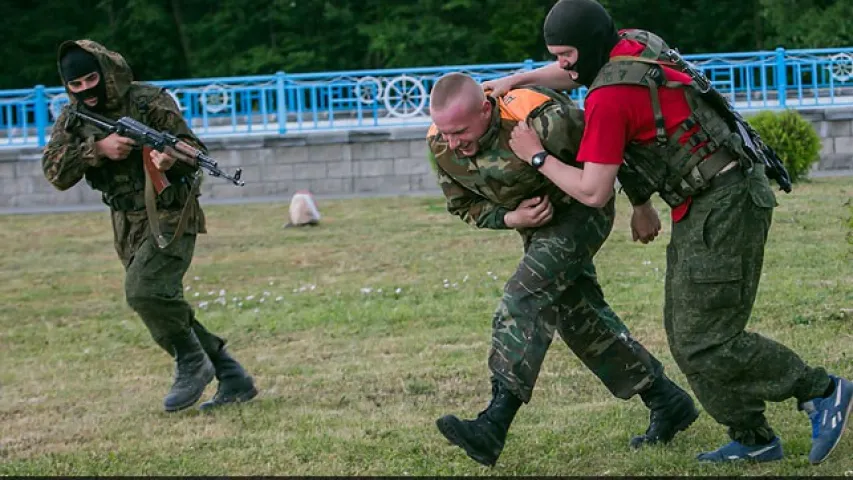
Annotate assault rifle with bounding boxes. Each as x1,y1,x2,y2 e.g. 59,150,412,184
69,108,244,193
663,49,793,193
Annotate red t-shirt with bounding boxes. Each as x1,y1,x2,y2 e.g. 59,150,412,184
577,36,701,222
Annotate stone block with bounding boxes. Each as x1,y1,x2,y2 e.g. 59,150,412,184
376,141,410,159
821,137,834,157
829,121,852,138
409,173,440,191
15,160,42,179
291,162,328,180
310,144,348,162
357,159,394,177
310,177,350,195
350,142,377,161
834,137,853,154
394,157,433,175
326,161,353,178
264,164,295,181
270,146,310,164
353,175,410,193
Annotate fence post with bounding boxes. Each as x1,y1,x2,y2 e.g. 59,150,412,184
276,71,287,134
34,85,48,147
775,47,787,108
524,59,534,71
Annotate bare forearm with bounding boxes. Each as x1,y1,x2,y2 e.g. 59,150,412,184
539,156,613,207
516,63,580,91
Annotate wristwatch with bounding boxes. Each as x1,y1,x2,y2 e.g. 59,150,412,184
531,151,549,169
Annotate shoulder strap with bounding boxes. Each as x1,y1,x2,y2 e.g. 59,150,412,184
135,86,197,250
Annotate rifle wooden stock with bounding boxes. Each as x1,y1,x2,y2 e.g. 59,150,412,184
142,146,171,194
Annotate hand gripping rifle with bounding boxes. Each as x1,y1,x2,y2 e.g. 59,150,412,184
662,49,792,193
69,108,244,193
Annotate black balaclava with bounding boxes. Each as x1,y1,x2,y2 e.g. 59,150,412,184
543,0,620,87
60,47,108,111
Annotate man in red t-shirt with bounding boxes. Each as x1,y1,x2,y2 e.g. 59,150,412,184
483,0,851,466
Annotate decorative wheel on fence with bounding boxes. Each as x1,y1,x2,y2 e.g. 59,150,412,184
355,76,383,105
200,84,231,114
383,75,427,118
48,93,69,120
829,53,853,82
165,88,186,111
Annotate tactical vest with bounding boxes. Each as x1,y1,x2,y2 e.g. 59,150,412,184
81,83,191,211
588,29,748,207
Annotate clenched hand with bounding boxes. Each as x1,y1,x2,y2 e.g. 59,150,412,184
95,133,136,161
504,196,554,229
631,201,662,244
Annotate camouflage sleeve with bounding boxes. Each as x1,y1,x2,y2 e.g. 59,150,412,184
147,91,205,176
431,151,510,229
41,107,104,191
529,102,584,168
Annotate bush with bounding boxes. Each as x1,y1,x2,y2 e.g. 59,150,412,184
747,109,822,183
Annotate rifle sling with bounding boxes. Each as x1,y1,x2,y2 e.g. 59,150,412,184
143,158,199,250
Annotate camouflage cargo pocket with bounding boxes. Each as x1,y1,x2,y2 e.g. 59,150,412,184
688,253,743,311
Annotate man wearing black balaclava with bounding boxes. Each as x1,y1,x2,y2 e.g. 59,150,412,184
60,46,108,112
541,0,619,87
485,0,852,467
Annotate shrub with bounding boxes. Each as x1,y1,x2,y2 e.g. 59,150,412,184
747,109,822,183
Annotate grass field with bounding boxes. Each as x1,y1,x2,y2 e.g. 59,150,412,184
1,177,851,476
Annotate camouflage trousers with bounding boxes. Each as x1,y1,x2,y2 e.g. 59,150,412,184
664,164,831,445
489,198,664,404
113,211,224,356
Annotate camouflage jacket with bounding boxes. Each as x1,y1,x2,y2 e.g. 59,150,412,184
41,40,206,237
427,87,586,229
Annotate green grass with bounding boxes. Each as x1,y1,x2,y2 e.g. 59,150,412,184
1,177,851,476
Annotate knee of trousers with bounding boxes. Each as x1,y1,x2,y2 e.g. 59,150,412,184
671,332,751,380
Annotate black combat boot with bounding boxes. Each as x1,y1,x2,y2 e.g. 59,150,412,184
436,379,523,467
198,346,258,411
163,330,216,412
629,374,699,448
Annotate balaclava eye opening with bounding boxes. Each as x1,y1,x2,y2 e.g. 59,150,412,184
543,0,620,87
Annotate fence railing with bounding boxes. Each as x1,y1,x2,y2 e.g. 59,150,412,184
2,46,852,148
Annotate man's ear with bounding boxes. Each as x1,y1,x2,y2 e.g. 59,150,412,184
481,98,492,116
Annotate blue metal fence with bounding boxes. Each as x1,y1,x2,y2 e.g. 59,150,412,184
2,46,852,148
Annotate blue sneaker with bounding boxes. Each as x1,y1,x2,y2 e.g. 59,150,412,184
696,437,784,463
800,375,853,464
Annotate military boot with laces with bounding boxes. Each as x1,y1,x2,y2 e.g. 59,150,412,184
198,346,258,411
630,374,699,448
435,379,523,467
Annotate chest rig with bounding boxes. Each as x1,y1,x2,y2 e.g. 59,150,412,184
588,30,748,208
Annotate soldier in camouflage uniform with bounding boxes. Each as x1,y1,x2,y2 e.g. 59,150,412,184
487,0,853,465
427,72,698,467
42,40,258,413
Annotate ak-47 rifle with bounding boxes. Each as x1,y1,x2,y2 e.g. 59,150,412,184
662,48,793,193
69,108,244,193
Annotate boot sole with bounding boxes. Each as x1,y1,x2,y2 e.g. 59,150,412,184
164,362,216,412
199,385,259,411
631,405,700,448
435,416,497,467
